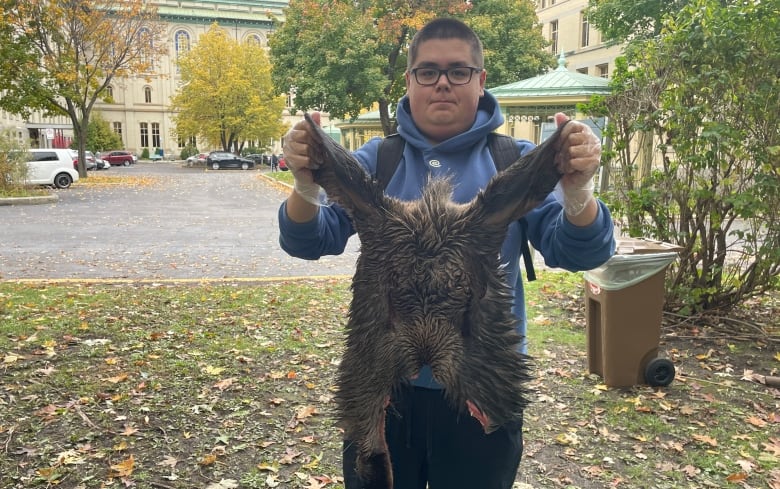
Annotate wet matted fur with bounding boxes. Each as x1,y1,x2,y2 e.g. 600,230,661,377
304,114,567,489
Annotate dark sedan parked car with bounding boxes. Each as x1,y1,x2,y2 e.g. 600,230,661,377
206,151,255,170
244,154,269,166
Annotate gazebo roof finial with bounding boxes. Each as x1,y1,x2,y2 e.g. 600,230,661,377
557,51,567,71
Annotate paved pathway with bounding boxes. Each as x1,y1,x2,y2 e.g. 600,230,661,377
0,162,360,282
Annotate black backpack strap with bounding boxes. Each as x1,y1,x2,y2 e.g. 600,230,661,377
487,133,522,171
517,218,536,281
376,133,404,190
488,133,537,282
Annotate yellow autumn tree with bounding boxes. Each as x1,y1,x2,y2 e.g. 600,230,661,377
0,0,167,177
171,24,287,153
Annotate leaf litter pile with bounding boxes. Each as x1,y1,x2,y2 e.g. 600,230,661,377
0,275,778,489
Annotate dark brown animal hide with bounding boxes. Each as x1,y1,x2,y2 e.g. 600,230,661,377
305,114,566,489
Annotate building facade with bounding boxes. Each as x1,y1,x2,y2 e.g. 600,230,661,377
94,0,293,158
535,0,623,79
1,0,295,157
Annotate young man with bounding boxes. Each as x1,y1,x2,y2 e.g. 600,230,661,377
278,17,615,489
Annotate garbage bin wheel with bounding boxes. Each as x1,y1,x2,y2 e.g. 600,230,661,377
644,358,675,387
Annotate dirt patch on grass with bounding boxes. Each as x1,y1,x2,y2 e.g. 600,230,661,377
0,278,777,488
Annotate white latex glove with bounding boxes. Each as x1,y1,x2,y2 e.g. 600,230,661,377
293,177,322,206
283,112,323,206
552,113,599,218
553,178,595,217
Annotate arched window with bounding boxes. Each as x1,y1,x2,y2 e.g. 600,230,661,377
144,86,152,103
138,27,154,68
175,30,190,58
105,85,114,100
248,34,263,46
174,30,191,74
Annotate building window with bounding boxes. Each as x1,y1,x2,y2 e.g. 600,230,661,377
138,27,153,68
175,30,190,55
248,34,263,46
177,135,197,148
105,85,114,100
140,122,149,147
152,122,161,148
175,30,191,73
550,20,559,54
581,13,590,48
144,86,152,103
597,63,609,78
113,122,122,137
539,0,546,8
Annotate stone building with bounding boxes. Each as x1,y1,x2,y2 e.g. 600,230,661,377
535,0,623,79
94,0,291,158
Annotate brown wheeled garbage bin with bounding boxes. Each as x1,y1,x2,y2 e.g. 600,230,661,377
584,238,683,388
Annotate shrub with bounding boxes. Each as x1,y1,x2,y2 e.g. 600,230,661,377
0,131,31,196
180,144,198,160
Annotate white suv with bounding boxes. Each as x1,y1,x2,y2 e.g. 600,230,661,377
25,149,79,189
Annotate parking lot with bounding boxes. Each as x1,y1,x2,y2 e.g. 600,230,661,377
0,162,359,281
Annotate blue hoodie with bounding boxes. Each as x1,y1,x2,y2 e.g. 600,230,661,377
279,92,615,388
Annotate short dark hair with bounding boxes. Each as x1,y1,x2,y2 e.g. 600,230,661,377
407,18,484,70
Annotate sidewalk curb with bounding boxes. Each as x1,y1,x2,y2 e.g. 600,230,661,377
0,193,58,206
1,275,353,286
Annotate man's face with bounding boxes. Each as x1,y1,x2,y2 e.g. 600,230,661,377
405,38,486,144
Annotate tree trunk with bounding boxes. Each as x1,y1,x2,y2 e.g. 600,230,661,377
68,105,88,179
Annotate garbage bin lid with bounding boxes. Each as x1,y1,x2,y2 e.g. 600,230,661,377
615,237,683,255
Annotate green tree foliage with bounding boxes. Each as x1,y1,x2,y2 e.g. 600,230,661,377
0,0,166,178
180,144,199,161
582,0,780,313
269,0,553,136
586,0,693,44
467,0,554,88
171,24,287,154
81,113,123,153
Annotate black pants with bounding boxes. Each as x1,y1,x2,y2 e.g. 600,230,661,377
343,385,523,489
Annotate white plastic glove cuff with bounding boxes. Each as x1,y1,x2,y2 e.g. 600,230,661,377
293,178,322,206
554,178,596,218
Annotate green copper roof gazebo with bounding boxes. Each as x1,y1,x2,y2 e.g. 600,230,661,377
489,52,611,125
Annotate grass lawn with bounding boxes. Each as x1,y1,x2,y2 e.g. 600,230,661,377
0,274,778,488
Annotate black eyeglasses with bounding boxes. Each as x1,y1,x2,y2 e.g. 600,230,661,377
410,66,483,86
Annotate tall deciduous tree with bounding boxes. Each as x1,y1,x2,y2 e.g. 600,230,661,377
269,0,553,136
467,0,553,87
0,0,166,177
171,24,287,154
582,0,780,313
